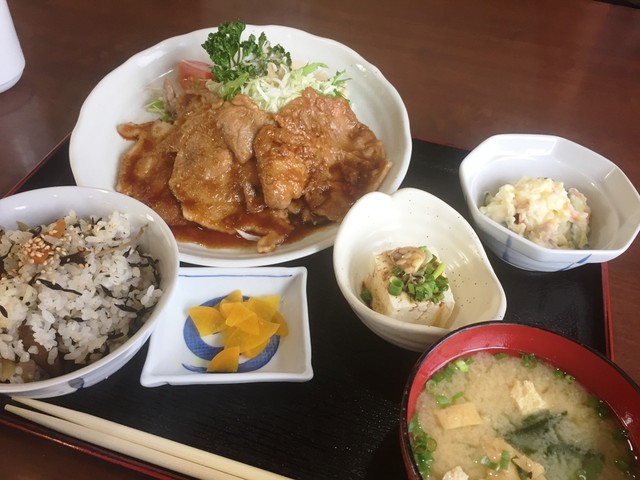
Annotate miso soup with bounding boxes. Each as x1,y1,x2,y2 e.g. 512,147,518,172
409,352,638,479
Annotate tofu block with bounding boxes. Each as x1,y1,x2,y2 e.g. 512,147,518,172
435,402,483,430
510,380,547,415
365,247,455,327
443,466,469,480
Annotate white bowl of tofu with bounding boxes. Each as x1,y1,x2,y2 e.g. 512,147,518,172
333,188,507,352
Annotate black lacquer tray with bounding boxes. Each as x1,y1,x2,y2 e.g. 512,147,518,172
0,139,609,479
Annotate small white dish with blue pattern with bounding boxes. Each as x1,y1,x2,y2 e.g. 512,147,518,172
140,266,312,387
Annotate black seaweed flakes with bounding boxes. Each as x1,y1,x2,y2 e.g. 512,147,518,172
0,252,7,277
60,250,88,266
107,331,125,341
114,303,139,313
36,278,82,295
98,284,116,298
27,225,42,236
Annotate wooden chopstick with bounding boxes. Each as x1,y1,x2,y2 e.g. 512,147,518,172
6,398,292,480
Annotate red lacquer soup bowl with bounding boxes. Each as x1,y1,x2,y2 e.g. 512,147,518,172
399,321,640,479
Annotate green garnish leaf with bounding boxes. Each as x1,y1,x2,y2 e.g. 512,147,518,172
201,20,292,100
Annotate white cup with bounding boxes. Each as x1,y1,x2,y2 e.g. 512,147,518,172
0,0,25,93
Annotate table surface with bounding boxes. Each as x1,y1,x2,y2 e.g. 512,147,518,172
1,0,639,478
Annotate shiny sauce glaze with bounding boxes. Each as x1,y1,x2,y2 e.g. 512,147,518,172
170,217,331,250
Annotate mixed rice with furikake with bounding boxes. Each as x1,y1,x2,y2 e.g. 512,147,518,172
0,211,163,383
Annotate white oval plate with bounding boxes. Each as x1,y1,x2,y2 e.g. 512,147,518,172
69,25,412,267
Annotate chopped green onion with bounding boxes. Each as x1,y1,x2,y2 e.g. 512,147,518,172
452,391,464,403
444,363,457,380
521,353,538,368
386,250,449,303
499,450,511,470
431,370,447,384
587,396,611,419
360,288,372,304
480,455,500,471
408,416,436,478
435,395,450,407
454,358,470,373
612,428,629,441
432,261,446,279
426,436,437,452
388,277,404,296
494,352,507,360
615,458,630,472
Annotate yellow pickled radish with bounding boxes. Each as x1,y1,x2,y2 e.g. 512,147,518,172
220,289,243,307
243,339,270,359
246,295,280,321
188,290,289,372
223,320,280,354
272,310,289,336
207,346,240,373
223,303,261,335
188,306,226,336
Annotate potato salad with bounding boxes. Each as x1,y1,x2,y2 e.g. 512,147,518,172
480,176,590,249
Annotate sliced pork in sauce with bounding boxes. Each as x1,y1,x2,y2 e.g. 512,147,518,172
167,96,294,251
254,87,391,221
116,83,391,253
116,120,187,226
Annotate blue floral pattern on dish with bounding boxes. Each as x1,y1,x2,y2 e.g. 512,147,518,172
182,295,280,373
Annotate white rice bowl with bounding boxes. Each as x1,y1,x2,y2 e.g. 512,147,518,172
0,186,179,398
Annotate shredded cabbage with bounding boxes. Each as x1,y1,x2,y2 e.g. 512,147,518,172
206,62,349,113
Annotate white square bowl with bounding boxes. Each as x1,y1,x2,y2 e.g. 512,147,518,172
459,134,640,272
140,266,312,386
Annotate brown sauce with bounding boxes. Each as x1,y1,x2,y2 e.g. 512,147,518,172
170,219,332,251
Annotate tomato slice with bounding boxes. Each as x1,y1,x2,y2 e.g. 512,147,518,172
178,59,213,89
